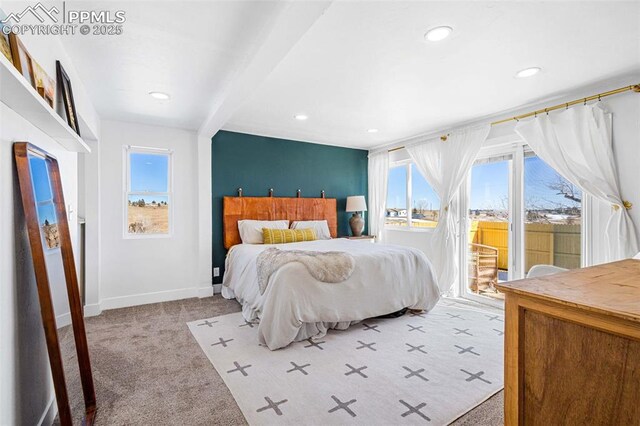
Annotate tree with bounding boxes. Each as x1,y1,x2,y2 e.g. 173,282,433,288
138,199,146,207
548,177,581,203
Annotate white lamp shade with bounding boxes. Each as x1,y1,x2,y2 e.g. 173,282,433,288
346,195,367,212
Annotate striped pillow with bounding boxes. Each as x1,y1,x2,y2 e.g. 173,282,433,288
262,228,317,244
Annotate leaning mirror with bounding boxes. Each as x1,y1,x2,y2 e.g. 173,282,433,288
14,142,97,425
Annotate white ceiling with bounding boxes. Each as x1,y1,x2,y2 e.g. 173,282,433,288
59,1,285,130
224,1,640,149
8,1,638,147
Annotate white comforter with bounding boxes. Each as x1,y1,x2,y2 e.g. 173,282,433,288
222,239,440,350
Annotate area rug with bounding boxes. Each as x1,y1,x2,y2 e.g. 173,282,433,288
188,300,504,425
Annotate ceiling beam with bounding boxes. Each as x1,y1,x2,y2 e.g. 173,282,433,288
196,1,332,288
197,0,332,138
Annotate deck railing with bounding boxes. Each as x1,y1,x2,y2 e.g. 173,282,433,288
471,221,581,271
388,218,581,272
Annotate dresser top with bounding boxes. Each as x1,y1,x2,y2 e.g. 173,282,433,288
496,259,640,324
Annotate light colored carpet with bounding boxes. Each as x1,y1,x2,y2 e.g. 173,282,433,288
189,301,503,425
57,296,504,425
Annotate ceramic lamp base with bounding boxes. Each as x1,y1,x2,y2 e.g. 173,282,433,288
349,212,364,237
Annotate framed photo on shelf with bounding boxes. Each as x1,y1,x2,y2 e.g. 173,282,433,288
0,32,11,64
0,14,13,65
56,60,81,136
8,33,35,87
33,61,55,107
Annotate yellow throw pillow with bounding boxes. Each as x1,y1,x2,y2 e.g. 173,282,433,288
262,228,317,244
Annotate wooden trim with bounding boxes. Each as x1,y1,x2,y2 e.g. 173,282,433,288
517,296,640,341
504,294,523,426
223,196,338,249
496,259,640,325
14,142,97,425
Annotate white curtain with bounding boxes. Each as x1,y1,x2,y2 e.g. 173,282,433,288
407,125,491,293
515,104,638,261
368,151,389,241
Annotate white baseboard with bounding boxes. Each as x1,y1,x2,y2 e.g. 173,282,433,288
55,312,71,329
83,303,102,317
212,284,222,294
199,285,214,298
55,303,101,328
37,396,57,426
100,286,215,311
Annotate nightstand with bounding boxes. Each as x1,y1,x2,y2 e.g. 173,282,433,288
341,235,376,242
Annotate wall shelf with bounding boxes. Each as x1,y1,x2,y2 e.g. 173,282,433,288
0,54,90,153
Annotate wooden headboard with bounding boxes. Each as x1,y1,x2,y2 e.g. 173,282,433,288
223,196,338,249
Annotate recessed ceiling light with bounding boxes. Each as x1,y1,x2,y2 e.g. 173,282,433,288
149,91,170,100
424,26,453,42
367,128,379,133
294,114,308,121
516,67,541,78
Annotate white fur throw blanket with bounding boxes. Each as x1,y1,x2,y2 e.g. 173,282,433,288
256,247,356,294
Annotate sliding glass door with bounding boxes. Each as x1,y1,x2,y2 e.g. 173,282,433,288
524,154,582,273
466,155,512,301
460,144,584,304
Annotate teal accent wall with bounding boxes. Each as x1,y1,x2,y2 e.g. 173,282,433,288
212,130,368,283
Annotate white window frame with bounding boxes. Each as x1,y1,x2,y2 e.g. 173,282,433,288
123,145,174,239
384,160,439,232
458,144,516,308
458,138,592,307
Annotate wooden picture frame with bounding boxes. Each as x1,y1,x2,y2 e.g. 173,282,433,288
34,60,56,108
14,142,97,425
0,31,12,64
56,60,81,136
8,33,35,87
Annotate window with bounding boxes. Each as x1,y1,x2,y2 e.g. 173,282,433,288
467,156,512,298
411,163,440,228
460,145,584,305
124,146,172,237
29,153,60,249
385,162,440,228
386,165,407,226
524,154,581,271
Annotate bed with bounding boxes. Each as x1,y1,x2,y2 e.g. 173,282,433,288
221,195,440,350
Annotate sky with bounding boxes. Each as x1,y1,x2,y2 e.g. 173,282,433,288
387,157,581,211
387,165,440,210
28,155,58,225
29,155,52,202
37,203,57,225
129,153,170,204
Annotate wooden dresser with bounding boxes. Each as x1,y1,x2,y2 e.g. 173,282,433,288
496,260,640,425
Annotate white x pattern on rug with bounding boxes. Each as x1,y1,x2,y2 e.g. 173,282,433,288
188,300,504,425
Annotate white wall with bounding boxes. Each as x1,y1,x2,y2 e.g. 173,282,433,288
383,75,640,280
196,134,213,292
0,6,99,419
79,138,102,317
97,120,210,309
0,104,78,425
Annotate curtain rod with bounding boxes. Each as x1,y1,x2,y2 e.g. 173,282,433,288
388,83,640,153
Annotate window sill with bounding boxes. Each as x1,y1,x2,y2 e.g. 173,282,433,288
123,233,173,240
384,226,437,233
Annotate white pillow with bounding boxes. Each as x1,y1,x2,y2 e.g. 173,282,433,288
290,220,331,240
238,220,289,244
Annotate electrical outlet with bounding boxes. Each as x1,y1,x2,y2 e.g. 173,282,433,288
213,267,220,277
